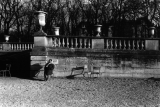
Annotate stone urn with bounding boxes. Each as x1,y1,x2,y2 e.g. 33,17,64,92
149,27,155,38
94,25,102,37
54,27,60,36
37,11,47,30
4,35,10,42
34,11,47,36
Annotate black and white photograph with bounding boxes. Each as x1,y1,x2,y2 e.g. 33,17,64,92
1,0,160,106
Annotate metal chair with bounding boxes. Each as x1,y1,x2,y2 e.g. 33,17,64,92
71,66,84,76
90,66,101,77
0,64,11,77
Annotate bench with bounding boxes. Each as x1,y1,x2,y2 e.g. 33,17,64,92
71,66,85,76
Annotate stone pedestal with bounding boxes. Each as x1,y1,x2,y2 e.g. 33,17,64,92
92,39,104,49
145,40,159,50
3,44,11,51
30,30,48,78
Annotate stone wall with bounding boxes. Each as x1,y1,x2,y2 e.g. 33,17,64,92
30,47,160,78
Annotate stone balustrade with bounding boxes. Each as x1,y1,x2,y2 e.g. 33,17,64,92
0,42,34,51
0,36,159,51
104,38,145,50
51,36,92,48
47,36,160,50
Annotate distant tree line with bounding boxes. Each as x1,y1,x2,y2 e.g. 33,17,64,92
0,0,160,42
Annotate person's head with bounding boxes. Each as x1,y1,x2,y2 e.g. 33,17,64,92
48,59,52,63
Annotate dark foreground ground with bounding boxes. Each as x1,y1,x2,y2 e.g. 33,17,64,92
0,77,160,107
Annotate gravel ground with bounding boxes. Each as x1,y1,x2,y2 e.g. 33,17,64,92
0,77,160,107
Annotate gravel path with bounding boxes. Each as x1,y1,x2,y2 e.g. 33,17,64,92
0,77,160,107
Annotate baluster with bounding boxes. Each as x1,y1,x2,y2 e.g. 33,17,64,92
137,40,139,50
26,44,28,50
1,44,3,50
120,40,122,50
53,38,55,47
84,38,86,48
14,44,15,50
75,38,78,48
55,38,58,47
27,44,29,50
62,38,65,47
9,44,11,50
58,38,61,47
123,40,126,50
132,40,135,50
16,44,18,50
110,39,113,49
25,44,27,50
115,40,117,49
13,44,15,50
80,38,82,48
22,44,24,50
24,44,26,50
57,38,59,47
0,44,2,50
28,44,30,50
18,44,20,50
88,39,91,48
128,40,131,50
20,44,22,50
13,44,14,50
10,44,12,50
67,38,69,48
56,38,58,47
19,44,22,50
71,38,73,48
30,44,32,49
141,40,144,50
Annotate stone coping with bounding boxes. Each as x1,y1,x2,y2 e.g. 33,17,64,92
47,47,160,55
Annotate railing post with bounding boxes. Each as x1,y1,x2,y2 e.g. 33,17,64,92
123,40,126,50
115,40,117,49
75,38,78,48
80,38,82,48
132,40,135,50
71,38,73,48
88,39,91,48
137,40,139,50
62,38,65,47
141,40,144,50
128,40,131,50
67,38,69,48
119,40,122,50
58,38,61,47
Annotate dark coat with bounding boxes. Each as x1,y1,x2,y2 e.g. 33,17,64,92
44,63,55,75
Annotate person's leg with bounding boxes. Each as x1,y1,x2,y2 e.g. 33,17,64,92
44,71,47,81
48,75,51,81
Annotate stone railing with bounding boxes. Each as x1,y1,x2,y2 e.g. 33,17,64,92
50,36,92,48
47,36,160,50
104,38,145,50
0,42,34,51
